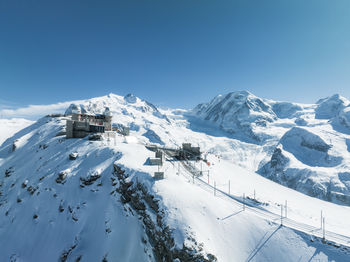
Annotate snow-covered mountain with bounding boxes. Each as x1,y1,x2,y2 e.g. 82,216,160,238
193,91,277,142
1,92,350,261
194,91,350,207
315,94,349,120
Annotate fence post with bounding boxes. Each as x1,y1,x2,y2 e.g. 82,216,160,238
214,181,216,196
281,205,283,226
254,189,256,201
228,180,230,195
322,217,326,240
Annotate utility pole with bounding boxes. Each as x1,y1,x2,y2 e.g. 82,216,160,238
321,210,323,229
281,205,283,226
323,217,326,240
254,189,256,201
228,180,230,195
214,181,216,196
285,200,288,218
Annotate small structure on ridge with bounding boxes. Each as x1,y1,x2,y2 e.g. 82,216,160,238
66,105,112,138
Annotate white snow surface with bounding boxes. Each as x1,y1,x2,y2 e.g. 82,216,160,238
315,94,349,120
0,118,34,146
193,91,277,142
1,92,350,261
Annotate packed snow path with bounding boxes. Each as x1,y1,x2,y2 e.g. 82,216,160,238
163,152,350,248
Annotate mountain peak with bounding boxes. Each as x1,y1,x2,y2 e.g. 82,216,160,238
124,93,138,104
315,94,349,119
193,90,276,141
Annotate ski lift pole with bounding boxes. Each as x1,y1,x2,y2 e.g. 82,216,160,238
281,205,283,226
323,217,326,240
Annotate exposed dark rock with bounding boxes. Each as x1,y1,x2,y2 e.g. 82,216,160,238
112,164,217,262
69,153,78,160
21,180,28,188
39,144,48,150
11,140,18,152
5,167,14,178
59,203,65,213
80,173,101,186
88,134,103,141
102,254,108,262
27,185,38,195
60,243,77,262
56,172,67,184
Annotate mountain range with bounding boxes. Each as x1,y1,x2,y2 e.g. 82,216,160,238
1,91,350,261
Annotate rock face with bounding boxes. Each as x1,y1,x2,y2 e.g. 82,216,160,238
124,93,137,104
259,127,350,205
193,91,276,140
279,127,341,167
113,164,217,262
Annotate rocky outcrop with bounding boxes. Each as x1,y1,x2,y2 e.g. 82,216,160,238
279,127,341,167
259,128,350,205
112,164,217,262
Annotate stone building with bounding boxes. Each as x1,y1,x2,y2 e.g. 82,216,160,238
66,106,112,138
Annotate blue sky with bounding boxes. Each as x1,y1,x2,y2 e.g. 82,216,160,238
0,0,349,109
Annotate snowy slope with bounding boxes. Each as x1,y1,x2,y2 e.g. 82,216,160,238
194,92,350,207
1,93,350,261
315,94,349,120
0,117,155,261
0,118,34,146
